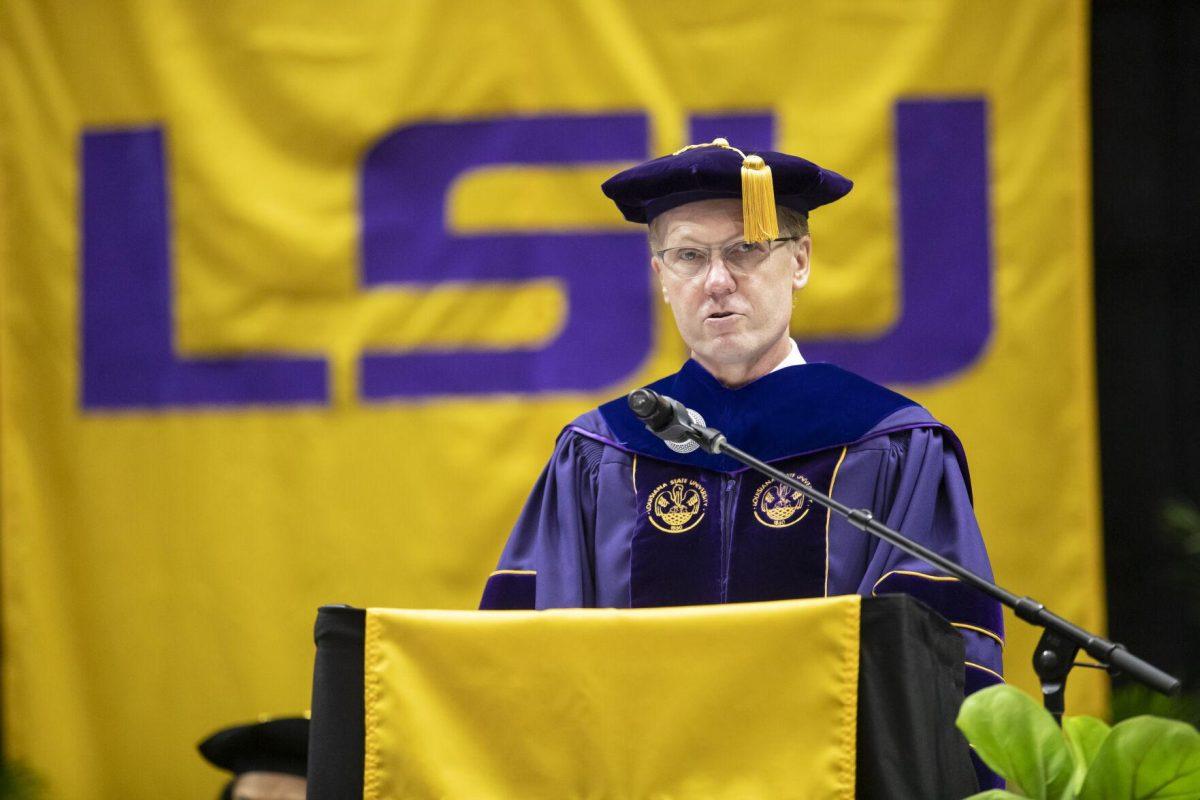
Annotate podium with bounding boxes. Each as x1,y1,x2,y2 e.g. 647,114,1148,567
308,595,977,799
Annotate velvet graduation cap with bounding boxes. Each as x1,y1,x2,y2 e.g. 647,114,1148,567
198,716,309,781
601,138,853,243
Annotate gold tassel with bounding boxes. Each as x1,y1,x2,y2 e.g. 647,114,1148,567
740,154,778,243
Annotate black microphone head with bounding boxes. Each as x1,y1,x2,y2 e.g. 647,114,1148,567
627,388,659,421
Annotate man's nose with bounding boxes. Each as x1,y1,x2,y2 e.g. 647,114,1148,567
703,254,737,294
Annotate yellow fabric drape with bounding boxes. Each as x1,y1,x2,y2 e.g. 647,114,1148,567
0,2,1099,797
365,596,861,800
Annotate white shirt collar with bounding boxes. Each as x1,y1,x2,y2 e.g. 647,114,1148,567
769,339,806,374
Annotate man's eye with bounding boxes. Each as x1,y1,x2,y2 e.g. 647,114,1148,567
676,248,704,261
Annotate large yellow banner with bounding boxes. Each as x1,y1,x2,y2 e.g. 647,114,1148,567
0,1,1098,797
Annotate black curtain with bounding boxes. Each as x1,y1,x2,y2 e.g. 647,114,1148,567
1093,0,1200,690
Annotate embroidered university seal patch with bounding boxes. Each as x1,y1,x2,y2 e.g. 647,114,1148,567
751,474,813,528
646,478,708,533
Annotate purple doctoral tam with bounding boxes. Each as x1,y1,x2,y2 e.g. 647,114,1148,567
601,140,853,224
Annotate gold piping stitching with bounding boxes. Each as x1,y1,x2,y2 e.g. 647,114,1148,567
965,661,1005,682
870,568,959,596
952,622,1005,648
488,569,536,577
824,447,848,597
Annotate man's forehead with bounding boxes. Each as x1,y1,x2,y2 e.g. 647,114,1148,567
656,199,744,244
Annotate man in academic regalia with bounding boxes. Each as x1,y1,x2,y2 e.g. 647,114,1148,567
198,716,308,800
479,139,1004,788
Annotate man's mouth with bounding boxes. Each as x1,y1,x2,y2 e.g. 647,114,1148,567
707,311,736,319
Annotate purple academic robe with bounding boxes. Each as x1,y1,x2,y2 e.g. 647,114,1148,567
481,357,1004,788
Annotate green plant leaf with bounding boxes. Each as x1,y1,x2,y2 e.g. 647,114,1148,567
956,684,1075,800
965,791,1029,799
1078,715,1200,799
1064,715,1111,794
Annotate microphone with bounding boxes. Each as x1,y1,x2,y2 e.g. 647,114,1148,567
627,389,700,445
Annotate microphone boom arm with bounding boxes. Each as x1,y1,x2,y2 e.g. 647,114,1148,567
628,389,1180,720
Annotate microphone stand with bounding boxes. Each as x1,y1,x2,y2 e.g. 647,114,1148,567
631,392,1180,723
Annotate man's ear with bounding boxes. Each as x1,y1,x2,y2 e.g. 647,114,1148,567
791,235,812,290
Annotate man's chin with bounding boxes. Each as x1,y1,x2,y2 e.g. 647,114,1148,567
690,336,759,366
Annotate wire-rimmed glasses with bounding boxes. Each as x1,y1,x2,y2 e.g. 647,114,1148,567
655,237,799,279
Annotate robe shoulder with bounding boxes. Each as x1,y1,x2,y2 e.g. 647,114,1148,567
561,408,623,449
582,361,955,473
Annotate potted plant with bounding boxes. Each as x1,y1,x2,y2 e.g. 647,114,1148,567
956,684,1200,799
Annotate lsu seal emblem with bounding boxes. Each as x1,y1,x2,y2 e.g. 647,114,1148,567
647,478,708,533
752,474,813,528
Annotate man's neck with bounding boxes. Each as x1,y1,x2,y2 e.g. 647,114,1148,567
693,337,795,388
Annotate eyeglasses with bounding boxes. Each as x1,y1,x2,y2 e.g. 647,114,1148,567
655,238,799,279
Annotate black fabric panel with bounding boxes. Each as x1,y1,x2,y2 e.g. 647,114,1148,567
856,595,978,799
1093,0,1200,692
306,597,976,797
307,605,366,800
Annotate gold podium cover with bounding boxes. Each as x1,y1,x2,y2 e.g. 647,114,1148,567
364,596,861,800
